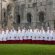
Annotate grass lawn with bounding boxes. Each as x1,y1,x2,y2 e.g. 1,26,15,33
0,44,55,55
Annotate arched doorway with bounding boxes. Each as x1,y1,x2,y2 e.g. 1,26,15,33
38,11,45,28
27,13,32,23
16,15,20,24
39,11,44,22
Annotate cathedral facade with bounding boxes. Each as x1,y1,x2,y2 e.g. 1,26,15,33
0,0,55,29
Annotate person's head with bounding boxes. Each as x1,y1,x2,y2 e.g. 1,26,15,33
6,27,9,30
41,26,44,30
18,27,20,30
47,27,50,30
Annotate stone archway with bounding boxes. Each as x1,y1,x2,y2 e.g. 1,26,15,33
39,11,45,23
16,15,20,24
38,11,45,29
27,13,32,23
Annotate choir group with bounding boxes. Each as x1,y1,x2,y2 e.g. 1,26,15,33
0,27,55,41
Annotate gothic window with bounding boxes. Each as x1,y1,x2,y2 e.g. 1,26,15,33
48,22,49,27
39,12,44,22
4,12,5,18
27,13,32,23
3,9,6,18
16,15,20,24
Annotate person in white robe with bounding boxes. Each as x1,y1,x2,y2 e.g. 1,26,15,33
21,28,26,40
0,30,3,41
2,29,5,41
18,28,21,40
2,30,7,41
13,29,17,40
17,28,21,40
39,30,42,40
29,28,33,40
32,28,37,40
41,28,46,40
20,29,24,40
42,30,46,40
44,31,48,41
7,29,11,40
9,28,15,40
46,27,50,41
47,30,53,41
6,28,9,41
36,29,40,40
52,30,55,41
25,29,30,40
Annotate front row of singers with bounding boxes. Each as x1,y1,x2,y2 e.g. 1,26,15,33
0,27,55,41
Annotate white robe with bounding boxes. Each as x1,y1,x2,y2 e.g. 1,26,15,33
32,29,37,40
39,30,43,40
2,31,4,40
0,33,2,41
25,30,29,40
17,30,21,40
36,32,39,40
16,30,21,40
7,31,10,40
52,32,55,41
13,30,17,40
50,31,53,41
45,31,50,41
20,31,24,40
2,32,7,41
28,29,33,39
6,30,9,40
44,31,49,41
24,30,27,40
9,30,15,40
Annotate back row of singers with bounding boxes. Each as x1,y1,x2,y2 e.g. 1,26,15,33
0,27,55,41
